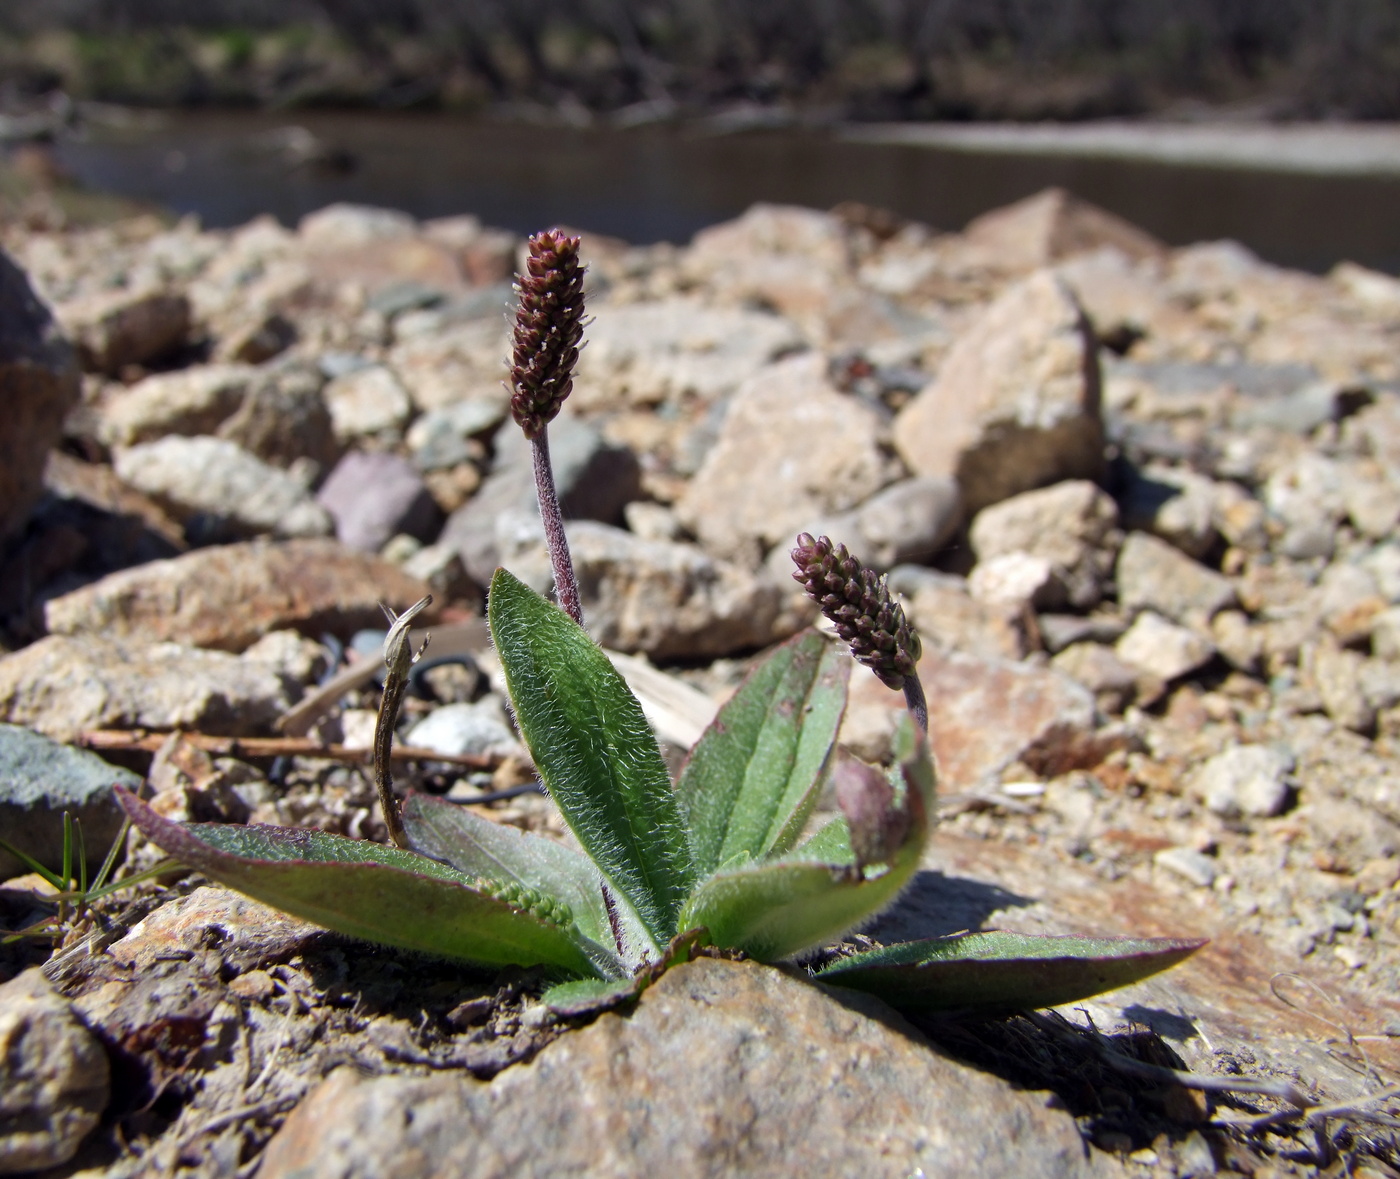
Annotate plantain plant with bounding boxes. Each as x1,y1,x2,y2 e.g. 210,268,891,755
118,230,1202,1018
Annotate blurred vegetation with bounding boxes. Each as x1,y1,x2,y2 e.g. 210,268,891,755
1,0,1399,120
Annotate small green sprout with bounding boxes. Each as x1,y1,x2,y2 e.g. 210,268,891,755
117,228,1202,1018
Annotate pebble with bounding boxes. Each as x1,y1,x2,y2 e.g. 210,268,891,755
322,364,413,442
1190,744,1294,818
315,450,441,552
0,970,110,1172
1116,611,1217,682
1155,846,1218,888
1116,532,1236,624
404,695,522,759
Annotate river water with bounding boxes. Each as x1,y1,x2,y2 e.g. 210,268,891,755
53,110,1400,275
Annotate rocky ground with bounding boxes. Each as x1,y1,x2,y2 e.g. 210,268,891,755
1,182,1399,1177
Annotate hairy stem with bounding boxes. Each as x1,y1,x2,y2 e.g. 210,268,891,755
533,428,583,625
903,676,929,737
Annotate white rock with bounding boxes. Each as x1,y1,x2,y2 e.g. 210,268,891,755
1115,612,1216,681
323,364,412,441
1191,745,1294,818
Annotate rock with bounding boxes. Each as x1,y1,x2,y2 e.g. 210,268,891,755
44,537,433,652
1372,606,1400,661
0,970,109,1173
1050,643,1141,714
387,319,510,413
59,286,190,374
1154,846,1218,888
899,572,1028,661
893,271,1103,516
96,363,256,447
853,476,963,570
315,451,441,553
961,188,1165,272
0,247,81,542
1115,532,1236,624
969,480,1120,609
1115,612,1216,682
1309,642,1376,734
1037,613,1128,654
677,353,892,567
0,724,137,880
1210,610,1263,673
1190,744,1294,819
299,203,418,249
404,696,522,760
0,635,294,742
258,958,1105,1179
216,361,339,471
405,397,505,471
1117,465,1245,561
322,364,412,442
568,522,799,660
574,297,805,411
1315,562,1387,647
241,630,333,687
400,542,475,602
968,552,1062,612
441,416,641,587
112,435,332,541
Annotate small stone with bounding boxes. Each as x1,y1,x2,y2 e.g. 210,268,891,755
1050,643,1141,714
59,286,190,374
0,635,293,742
0,970,109,1172
1155,846,1218,888
0,724,138,880
1190,744,1294,818
1116,532,1236,624
322,365,412,442
854,476,963,570
299,203,417,248
1115,612,1216,681
113,435,332,540
969,480,1120,608
1037,613,1128,653
0,247,81,541
216,360,338,471
1210,610,1262,673
1310,642,1377,733
315,450,441,553
623,501,683,543
406,398,505,471
961,187,1164,271
1371,606,1400,661
404,696,522,760
97,363,255,447
45,537,432,652
401,542,476,602
894,271,1103,516
968,552,1062,612
676,353,892,567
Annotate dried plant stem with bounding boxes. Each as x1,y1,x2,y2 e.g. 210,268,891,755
76,729,504,771
375,595,434,848
533,428,583,625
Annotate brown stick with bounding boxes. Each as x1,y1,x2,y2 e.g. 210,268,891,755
76,729,508,772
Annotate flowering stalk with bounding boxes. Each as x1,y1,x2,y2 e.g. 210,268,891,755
791,533,928,734
510,229,587,625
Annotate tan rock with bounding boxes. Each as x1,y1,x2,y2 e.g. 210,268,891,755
1115,532,1236,625
258,958,1107,1179
45,536,433,652
894,270,1103,516
677,353,893,567
97,363,257,447
962,188,1165,273
58,285,190,374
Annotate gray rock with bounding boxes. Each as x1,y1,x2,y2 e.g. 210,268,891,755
1115,532,1236,624
216,360,338,471
1050,643,1141,714
1363,544,1400,603
1038,613,1128,654
315,450,441,553
1190,744,1294,819
322,364,412,442
894,270,1103,516
0,247,81,541
1155,846,1218,888
0,724,137,880
299,203,417,248
969,480,1120,609
404,696,521,759
853,476,963,570
441,416,640,587
1310,642,1376,734
1210,610,1263,673
569,521,800,660
1117,465,1228,561
1230,379,1366,434
1115,612,1216,681
968,552,1063,612
676,353,893,567
257,958,1107,1179
96,363,256,447
113,435,332,540
0,970,109,1173
58,286,190,375
1371,606,1400,661
406,397,506,471
0,635,293,742
399,541,475,602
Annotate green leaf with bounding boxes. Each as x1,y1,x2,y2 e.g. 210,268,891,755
816,931,1208,1015
403,793,646,976
541,975,644,1017
790,816,854,865
488,568,694,945
676,629,848,875
116,787,601,977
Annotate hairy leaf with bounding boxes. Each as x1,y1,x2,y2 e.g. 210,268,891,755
488,568,694,944
816,931,1208,1015
541,975,644,1017
117,788,601,976
403,793,649,975
790,816,854,865
676,629,848,875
